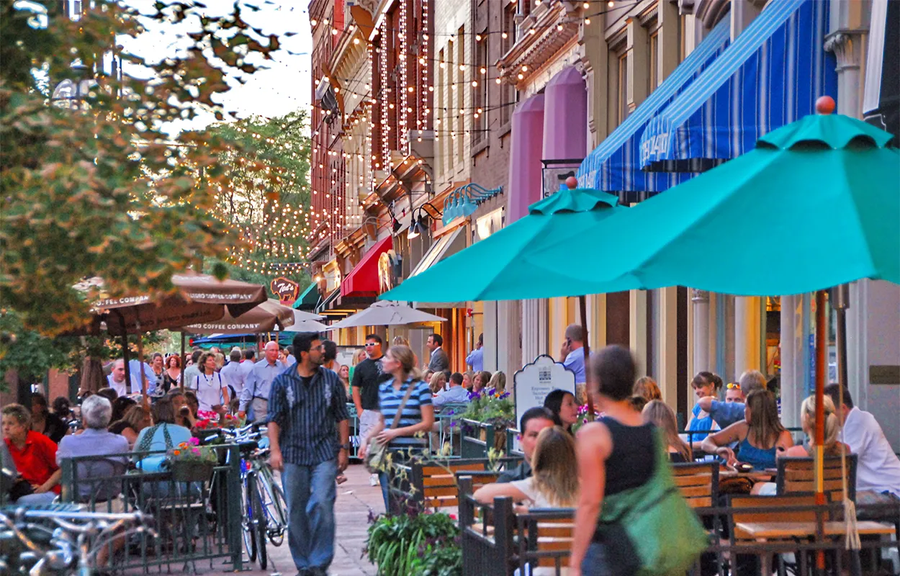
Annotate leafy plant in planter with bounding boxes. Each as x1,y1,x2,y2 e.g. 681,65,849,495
365,505,461,576
167,437,217,482
461,387,515,451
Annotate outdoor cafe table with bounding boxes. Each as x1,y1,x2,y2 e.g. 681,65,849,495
734,521,895,575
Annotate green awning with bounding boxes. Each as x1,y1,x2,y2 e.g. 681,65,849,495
292,283,319,310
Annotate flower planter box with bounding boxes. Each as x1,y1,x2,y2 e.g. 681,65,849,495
171,460,215,483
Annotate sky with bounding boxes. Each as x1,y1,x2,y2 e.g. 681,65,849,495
117,0,313,130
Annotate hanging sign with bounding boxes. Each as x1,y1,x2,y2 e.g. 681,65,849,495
513,354,576,431
270,277,300,304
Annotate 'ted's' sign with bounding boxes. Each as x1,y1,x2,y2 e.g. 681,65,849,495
270,277,300,303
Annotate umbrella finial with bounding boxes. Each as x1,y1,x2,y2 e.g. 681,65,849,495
815,96,835,115
565,176,578,189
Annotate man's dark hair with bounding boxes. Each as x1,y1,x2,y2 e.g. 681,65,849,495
244,349,255,360
520,406,554,432
151,396,177,425
628,395,649,412
592,345,636,401
450,372,463,386
323,340,338,362
96,388,118,402
191,349,203,364
365,334,383,346
824,384,854,410
429,333,443,346
286,345,294,355
292,332,320,355
478,333,483,345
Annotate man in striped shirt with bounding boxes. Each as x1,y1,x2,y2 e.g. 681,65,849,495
267,333,350,576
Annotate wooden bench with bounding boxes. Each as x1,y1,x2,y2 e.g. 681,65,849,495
389,457,522,513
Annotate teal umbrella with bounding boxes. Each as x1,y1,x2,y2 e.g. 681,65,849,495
526,113,900,295
380,187,626,302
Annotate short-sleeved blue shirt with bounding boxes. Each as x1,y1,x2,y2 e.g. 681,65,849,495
378,377,432,450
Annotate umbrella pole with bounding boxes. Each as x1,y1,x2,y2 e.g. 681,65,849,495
814,290,827,574
579,295,595,422
180,331,186,392
136,331,149,409
120,314,132,393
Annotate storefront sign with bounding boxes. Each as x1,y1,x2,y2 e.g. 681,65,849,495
378,250,398,293
475,208,504,242
270,277,300,303
513,354,576,431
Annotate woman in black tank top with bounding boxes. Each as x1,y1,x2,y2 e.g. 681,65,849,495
568,346,656,576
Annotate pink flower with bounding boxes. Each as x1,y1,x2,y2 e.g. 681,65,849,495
189,437,200,445
192,448,201,455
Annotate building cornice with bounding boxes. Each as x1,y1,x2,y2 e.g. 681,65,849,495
497,3,580,88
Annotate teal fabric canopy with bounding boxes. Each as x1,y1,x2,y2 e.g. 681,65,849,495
380,188,626,302
526,113,900,296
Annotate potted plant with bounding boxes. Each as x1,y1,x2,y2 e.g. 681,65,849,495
365,505,461,576
461,387,514,451
167,437,217,482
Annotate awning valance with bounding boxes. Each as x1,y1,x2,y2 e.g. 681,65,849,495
341,236,393,298
292,283,319,311
577,18,730,199
639,0,836,172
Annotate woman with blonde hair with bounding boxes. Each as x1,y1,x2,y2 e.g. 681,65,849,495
428,371,447,394
391,335,418,366
108,404,152,448
784,395,849,458
462,371,475,391
487,371,506,394
474,426,579,508
361,345,435,512
642,400,691,463
633,376,662,401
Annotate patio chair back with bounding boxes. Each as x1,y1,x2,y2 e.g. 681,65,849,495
776,454,857,503
671,461,719,508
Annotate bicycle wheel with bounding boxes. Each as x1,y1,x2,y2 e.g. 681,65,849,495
241,477,257,563
251,478,267,570
257,468,287,546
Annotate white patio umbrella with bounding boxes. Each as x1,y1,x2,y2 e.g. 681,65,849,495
284,314,331,333
327,301,446,330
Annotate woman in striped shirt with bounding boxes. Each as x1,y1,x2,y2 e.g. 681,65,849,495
360,344,434,513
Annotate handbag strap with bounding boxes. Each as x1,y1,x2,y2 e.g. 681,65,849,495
389,379,418,430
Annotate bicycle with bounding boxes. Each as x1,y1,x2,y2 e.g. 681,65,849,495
203,423,287,569
0,504,154,575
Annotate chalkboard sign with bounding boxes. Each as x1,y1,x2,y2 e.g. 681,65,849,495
513,354,576,430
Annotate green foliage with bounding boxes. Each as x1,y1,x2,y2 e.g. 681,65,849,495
203,110,313,285
461,388,515,428
365,509,461,576
0,1,284,336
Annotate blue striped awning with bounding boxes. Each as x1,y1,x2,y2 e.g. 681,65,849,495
577,19,730,201
639,0,836,172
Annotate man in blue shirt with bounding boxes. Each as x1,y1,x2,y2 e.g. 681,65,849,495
268,333,350,576
696,370,767,428
559,324,587,385
433,372,470,408
466,333,484,372
238,341,287,422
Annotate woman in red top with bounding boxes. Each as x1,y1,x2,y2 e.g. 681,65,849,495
2,403,61,504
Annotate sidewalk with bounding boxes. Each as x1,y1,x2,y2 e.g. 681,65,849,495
215,463,383,575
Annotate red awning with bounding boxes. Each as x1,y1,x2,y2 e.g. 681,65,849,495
341,236,393,298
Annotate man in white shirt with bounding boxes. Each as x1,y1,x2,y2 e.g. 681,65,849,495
182,350,203,392
426,333,450,373
219,348,246,402
825,384,900,498
106,359,142,396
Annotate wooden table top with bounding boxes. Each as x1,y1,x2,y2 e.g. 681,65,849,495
735,521,895,539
